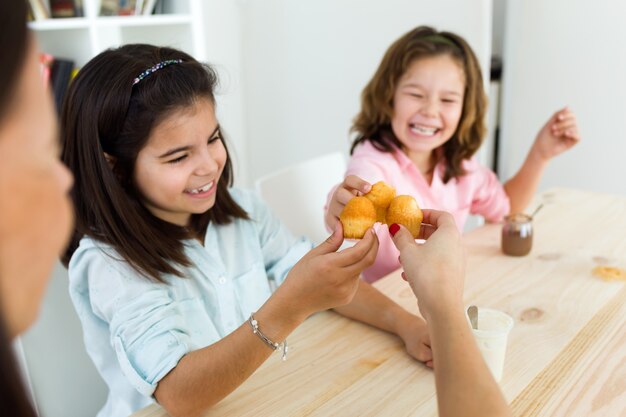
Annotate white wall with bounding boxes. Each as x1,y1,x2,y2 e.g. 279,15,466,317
499,0,626,195
491,0,507,58
20,263,107,417
239,0,493,184
200,0,249,186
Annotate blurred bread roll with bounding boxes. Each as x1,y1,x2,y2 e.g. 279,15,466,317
365,181,396,223
385,195,423,238
339,196,376,239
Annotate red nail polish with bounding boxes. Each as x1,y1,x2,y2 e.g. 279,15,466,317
389,223,400,237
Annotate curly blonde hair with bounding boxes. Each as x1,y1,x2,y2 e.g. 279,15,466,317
351,26,487,183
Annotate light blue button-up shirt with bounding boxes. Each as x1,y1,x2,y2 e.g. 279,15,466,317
69,188,313,417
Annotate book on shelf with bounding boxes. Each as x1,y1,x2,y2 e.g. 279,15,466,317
142,0,159,15
100,0,161,16
39,53,76,115
117,0,136,16
101,0,137,16
50,0,76,17
99,0,120,16
74,0,84,16
28,0,84,20
27,0,50,21
135,0,144,15
39,53,55,89
50,58,75,114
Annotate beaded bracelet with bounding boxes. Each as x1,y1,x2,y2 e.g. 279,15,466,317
248,313,288,361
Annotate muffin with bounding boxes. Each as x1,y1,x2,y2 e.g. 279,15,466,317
339,196,377,239
385,195,423,238
365,181,396,223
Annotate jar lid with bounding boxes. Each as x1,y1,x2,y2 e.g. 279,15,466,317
504,213,532,223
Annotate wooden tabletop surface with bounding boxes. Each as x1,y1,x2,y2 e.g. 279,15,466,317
131,188,626,417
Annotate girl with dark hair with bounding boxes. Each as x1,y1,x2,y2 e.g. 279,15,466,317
0,1,74,416
61,44,433,417
325,26,581,282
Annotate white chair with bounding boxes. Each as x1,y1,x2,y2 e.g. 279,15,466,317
16,262,108,417
255,152,346,245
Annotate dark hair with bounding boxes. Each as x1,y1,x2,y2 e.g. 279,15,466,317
351,26,487,183
0,320,38,417
0,4,39,417
61,44,248,282
0,1,29,121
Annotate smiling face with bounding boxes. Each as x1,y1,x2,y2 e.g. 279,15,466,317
391,54,465,162
133,97,226,226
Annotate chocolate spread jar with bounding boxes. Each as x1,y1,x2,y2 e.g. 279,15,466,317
501,213,533,256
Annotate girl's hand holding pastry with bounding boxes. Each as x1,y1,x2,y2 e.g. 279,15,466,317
325,175,372,231
277,222,379,321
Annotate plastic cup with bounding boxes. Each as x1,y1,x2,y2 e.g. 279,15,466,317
467,308,514,382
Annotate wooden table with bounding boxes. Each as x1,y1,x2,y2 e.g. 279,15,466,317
131,188,626,417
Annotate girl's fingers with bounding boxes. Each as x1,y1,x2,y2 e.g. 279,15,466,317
343,236,379,276
343,175,371,195
312,222,344,256
564,131,581,142
552,125,579,139
552,119,578,131
557,112,576,121
336,187,359,205
333,228,377,267
556,111,574,121
556,129,580,141
328,188,355,218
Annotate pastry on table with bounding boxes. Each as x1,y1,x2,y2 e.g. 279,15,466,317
592,266,626,281
339,196,377,239
365,181,396,223
385,195,423,238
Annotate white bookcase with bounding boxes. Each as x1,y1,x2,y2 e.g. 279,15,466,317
28,0,206,67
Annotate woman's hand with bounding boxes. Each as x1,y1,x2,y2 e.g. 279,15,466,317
325,175,371,230
531,106,581,161
390,210,465,322
277,222,379,321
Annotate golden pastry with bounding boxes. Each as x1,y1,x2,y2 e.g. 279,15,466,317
385,195,423,238
365,181,396,223
339,196,377,239
592,266,626,282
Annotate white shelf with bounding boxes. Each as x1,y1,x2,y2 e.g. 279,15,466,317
29,14,193,31
30,0,205,67
94,14,193,27
28,18,90,31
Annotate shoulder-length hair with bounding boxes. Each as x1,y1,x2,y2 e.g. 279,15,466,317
351,26,487,183
61,44,248,282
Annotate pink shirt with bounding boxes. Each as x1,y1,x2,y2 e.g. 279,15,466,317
330,141,510,283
